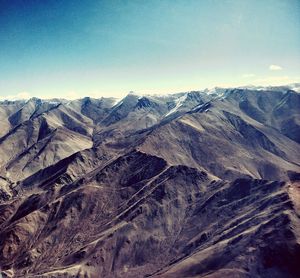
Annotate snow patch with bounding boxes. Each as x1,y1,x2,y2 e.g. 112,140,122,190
165,94,188,117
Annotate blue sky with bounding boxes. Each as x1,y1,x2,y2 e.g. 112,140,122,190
0,0,299,99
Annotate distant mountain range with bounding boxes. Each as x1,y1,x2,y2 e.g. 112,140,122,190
0,84,300,277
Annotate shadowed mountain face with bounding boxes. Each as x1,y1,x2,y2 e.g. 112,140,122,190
0,86,300,278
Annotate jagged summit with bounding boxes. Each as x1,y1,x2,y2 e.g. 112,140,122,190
0,85,299,278
1,83,298,104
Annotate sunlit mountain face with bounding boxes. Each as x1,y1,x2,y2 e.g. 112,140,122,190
0,85,300,277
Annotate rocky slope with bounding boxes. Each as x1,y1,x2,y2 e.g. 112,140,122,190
0,85,299,277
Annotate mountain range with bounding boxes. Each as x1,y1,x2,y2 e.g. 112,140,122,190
0,84,299,277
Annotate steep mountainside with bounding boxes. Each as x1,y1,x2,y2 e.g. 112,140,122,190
0,85,299,278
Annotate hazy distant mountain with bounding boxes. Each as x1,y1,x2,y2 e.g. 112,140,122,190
0,85,299,277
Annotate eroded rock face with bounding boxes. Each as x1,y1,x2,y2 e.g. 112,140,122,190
0,87,300,277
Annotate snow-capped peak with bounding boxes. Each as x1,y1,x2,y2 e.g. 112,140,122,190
165,93,188,117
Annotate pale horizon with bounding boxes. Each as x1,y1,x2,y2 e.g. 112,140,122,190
1,79,300,101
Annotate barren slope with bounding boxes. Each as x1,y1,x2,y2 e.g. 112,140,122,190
0,86,299,278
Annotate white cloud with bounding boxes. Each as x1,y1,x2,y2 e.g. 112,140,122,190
252,76,300,86
0,91,31,101
242,73,255,78
269,64,282,71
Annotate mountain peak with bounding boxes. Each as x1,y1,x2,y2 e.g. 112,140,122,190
0,85,299,278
